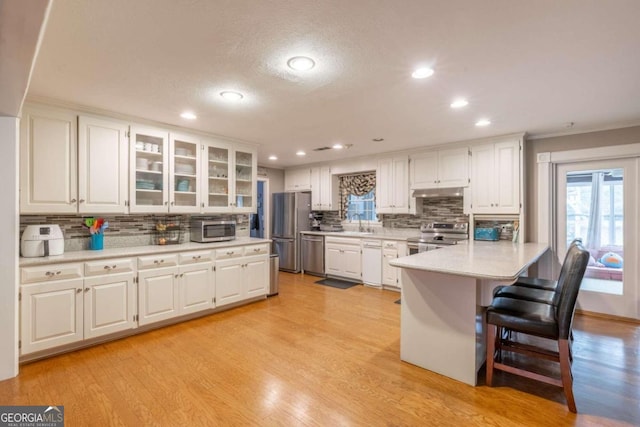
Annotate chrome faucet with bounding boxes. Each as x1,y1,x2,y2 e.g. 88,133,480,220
351,213,364,232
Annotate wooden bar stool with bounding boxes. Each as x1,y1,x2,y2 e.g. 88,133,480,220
485,243,589,413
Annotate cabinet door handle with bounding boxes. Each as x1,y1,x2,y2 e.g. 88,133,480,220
175,274,179,278
104,265,111,270
76,288,82,294
164,201,168,206
84,288,90,293
55,271,61,275
69,198,77,204
79,199,85,203
180,273,184,278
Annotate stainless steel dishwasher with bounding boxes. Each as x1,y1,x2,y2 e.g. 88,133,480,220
301,234,325,276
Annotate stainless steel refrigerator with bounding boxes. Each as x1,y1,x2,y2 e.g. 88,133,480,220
272,192,311,272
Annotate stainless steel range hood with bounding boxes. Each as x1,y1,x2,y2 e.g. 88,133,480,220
411,187,464,198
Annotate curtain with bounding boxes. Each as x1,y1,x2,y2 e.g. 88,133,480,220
586,172,605,250
339,173,376,219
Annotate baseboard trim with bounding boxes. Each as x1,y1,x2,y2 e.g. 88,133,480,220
576,309,640,324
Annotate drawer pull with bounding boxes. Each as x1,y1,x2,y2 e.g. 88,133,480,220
45,271,62,277
154,259,165,265
253,248,260,252
103,265,117,271
192,255,201,260
226,251,234,255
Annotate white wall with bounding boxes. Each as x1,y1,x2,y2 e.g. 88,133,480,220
0,117,20,380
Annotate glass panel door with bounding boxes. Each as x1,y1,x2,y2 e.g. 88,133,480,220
205,144,231,211
169,134,199,212
234,150,254,211
131,127,168,213
556,159,638,319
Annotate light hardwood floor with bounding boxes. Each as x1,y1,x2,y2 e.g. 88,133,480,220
1,272,639,426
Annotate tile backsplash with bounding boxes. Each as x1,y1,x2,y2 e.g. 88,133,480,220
20,214,249,252
313,197,468,229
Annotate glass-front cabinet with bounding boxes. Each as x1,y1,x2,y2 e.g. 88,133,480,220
130,126,169,213
130,127,201,213
234,150,255,211
202,138,256,213
169,133,200,213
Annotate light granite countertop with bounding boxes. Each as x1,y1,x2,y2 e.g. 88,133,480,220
300,229,418,241
19,237,271,267
390,240,549,281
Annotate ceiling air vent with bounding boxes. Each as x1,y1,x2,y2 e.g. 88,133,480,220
313,146,332,151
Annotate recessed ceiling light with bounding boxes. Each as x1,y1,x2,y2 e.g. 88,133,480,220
268,155,278,161
296,150,306,156
220,91,243,101
372,138,384,142
180,111,197,120
411,67,434,79
332,143,343,150
475,119,491,127
450,99,469,109
287,56,315,71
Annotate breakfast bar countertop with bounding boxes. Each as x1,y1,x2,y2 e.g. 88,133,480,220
390,240,549,281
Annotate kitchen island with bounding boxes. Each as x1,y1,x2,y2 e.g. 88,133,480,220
390,241,549,386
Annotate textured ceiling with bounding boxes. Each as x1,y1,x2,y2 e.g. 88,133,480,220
27,0,640,167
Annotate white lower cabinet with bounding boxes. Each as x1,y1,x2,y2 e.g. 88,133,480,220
20,270,136,354
19,244,266,356
382,240,407,289
138,266,180,326
20,278,84,355
179,262,214,315
84,272,136,339
325,237,362,281
215,258,244,307
215,251,269,308
245,255,269,298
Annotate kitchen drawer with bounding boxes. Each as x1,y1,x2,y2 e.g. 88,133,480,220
137,254,179,270
243,244,269,257
325,236,361,246
84,258,134,276
382,241,398,250
179,250,213,265
21,263,83,284
215,247,243,260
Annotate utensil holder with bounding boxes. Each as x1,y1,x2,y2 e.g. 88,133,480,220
90,233,104,250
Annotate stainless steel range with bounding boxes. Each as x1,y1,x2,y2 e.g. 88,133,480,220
407,222,469,254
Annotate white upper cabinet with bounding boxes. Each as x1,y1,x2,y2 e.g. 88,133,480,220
233,148,257,213
201,138,257,213
310,166,338,211
20,106,78,213
78,116,129,213
410,147,469,189
129,125,169,213
169,133,201,213
377,155,410,214
470,139,521,214
130,127,204,213
284,168,312,192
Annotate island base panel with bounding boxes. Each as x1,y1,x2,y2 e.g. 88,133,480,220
400,269,486,386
